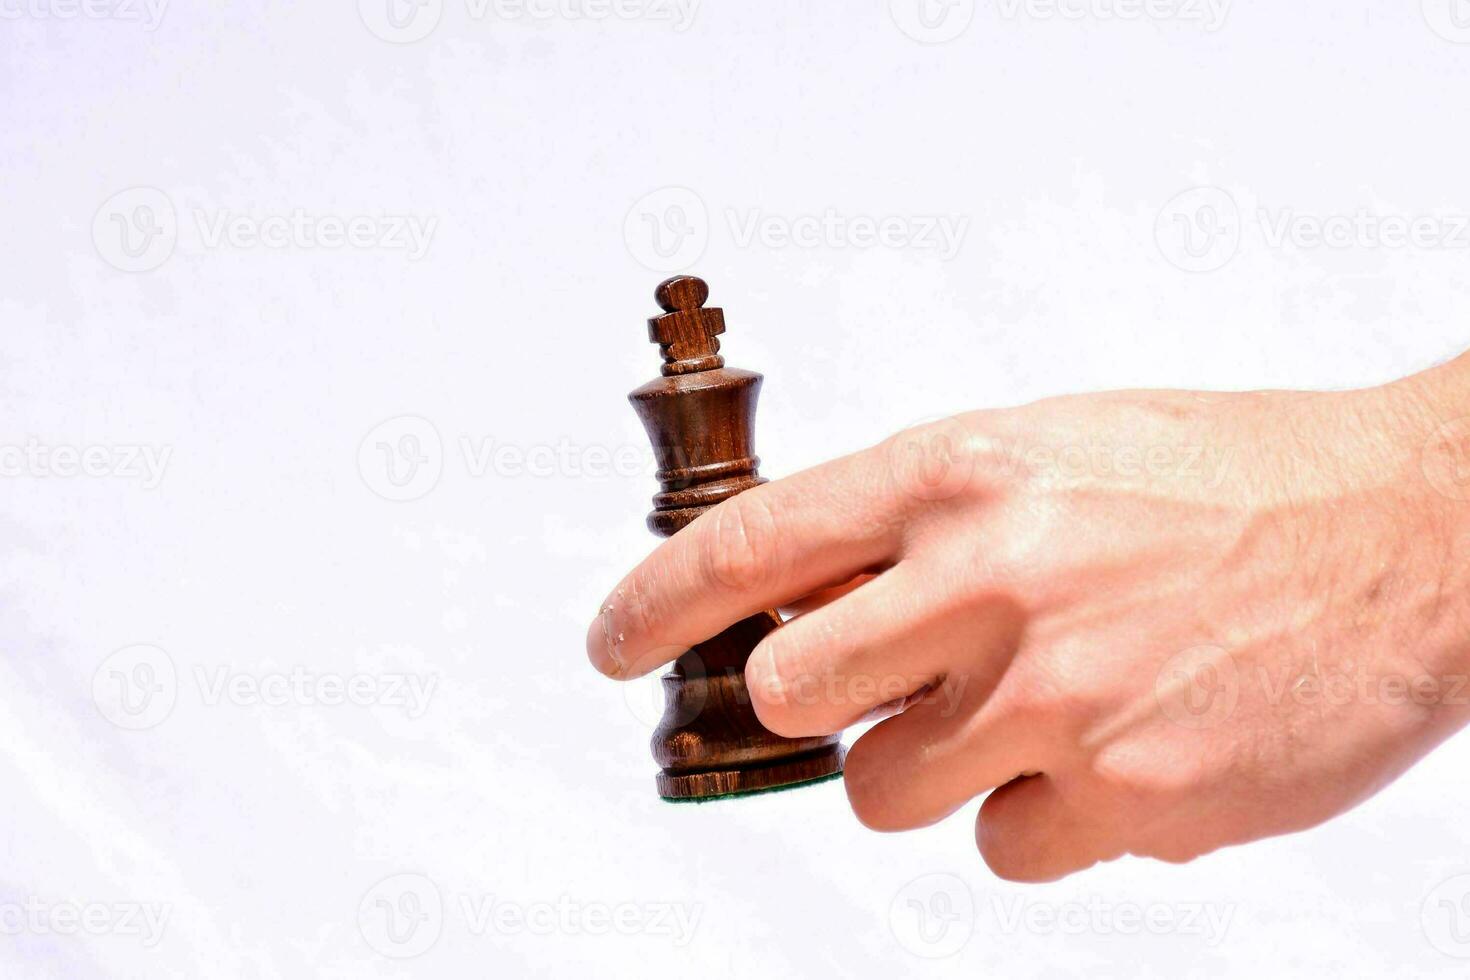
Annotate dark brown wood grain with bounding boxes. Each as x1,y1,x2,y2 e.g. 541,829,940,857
628,276,845,800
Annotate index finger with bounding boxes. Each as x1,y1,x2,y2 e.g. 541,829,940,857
586,447,909,679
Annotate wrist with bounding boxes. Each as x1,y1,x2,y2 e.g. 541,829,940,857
1381,351,1470,696
1390,350,1470,437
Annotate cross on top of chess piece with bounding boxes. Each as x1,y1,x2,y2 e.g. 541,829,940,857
648,275,726,376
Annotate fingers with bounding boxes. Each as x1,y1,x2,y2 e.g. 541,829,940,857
841,658,1038,832
777,573,877,620
975,774,1128,882
744,563,951,737
587,449,908,678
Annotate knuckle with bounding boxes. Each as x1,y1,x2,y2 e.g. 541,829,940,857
1087,739,1193,805
1087,746,1148,795
883,415,1000,506
976,504,1064,587
962,430,1020,484
1013,650,1107,729
704,491,782,591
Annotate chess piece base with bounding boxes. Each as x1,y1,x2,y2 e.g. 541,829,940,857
649,613,846,801
657,744,846,801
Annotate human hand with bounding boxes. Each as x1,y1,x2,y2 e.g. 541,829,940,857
588,356,1470,881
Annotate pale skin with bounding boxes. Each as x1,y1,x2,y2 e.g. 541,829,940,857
587,353,1470,882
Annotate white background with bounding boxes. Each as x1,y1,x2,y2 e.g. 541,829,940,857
3,0,1470,976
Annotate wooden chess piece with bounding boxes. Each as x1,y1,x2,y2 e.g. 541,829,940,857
629,275,846,800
